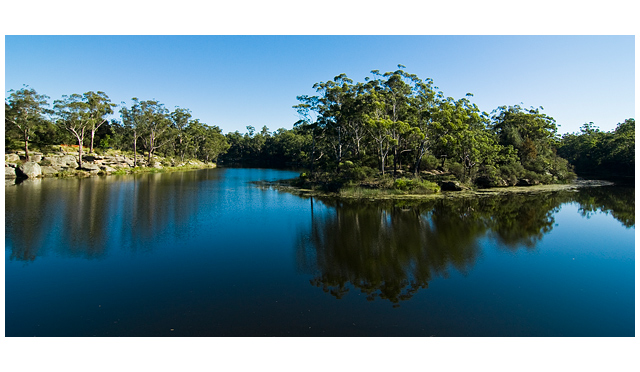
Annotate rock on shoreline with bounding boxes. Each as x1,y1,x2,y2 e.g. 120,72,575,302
5,151,215,179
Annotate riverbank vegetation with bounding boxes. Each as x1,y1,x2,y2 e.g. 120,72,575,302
5,86,229,175
5,67,634,187
220,66,633,191
557,119,635,183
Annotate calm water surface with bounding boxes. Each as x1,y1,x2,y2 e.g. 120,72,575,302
4,168,635,336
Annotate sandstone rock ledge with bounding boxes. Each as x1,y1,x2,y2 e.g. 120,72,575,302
5,151,216,180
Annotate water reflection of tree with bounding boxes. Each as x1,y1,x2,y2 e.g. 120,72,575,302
299,198,486,305
5,169,223,262
298,189,633,305
571,186,635,228
481,194,562,250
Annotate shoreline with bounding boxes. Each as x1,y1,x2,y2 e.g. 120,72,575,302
253,178,617,200
5,149,218,182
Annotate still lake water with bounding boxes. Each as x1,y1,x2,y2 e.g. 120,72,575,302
4,168,635,336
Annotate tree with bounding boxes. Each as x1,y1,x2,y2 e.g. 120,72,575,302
311,73,355,170
120,99,144,167
370,66,420,176
293,95,324,174
200,124,230,163
120,98,172,165
410,78,440,174
558,118,634,179
491,105,558,163
5,86,51,160
363,87,393,175
53,94,91,168
85,91,116,154
171,107,192,162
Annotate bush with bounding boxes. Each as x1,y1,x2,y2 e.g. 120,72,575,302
499,162,525,186
340,162,377,181
422,154,440,170
393,178,440,194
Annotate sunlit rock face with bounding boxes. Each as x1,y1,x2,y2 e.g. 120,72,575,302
17,161,41,178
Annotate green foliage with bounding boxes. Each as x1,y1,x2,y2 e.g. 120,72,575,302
446,162,465,181
340,161,377,181
421,154,440,170
5,85,51,158
558,119,634,180
99,134,112,149
8,73,621,188
393,178,440,194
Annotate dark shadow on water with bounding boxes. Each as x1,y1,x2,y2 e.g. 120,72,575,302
296,187,634,305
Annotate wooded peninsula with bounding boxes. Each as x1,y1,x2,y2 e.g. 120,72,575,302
5,66,634,193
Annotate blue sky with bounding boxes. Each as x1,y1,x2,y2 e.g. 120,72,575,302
5,35,634,135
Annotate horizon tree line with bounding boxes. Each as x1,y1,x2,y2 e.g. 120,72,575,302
5,68,634,183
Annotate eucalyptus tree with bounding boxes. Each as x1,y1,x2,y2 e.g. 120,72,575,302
362,84,393,175
183,120,229,163
5,86,51,160
491,104,579,183
293,94,325,174
409,77,441,174
558,118,634,179
53,93,93,168
84,91,116,154
200,124,230,163
491,105,559,165
120,98,172,165
342,82,370,161
311,73,355,170
171,107,192,162
120,99,144,167
370,66,419,175
430,95,498,182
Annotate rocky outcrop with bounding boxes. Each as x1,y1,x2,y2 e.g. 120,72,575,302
40,166,59,176
80,163,101,173
6,166,17,178
5,154,20,162
5,150,216,179
17,162,42,178
100,165,117,173
46,155,79,169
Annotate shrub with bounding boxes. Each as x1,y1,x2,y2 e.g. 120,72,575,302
341,164,377,181
422,154,440,170
446,162,465,181
393,178,440,194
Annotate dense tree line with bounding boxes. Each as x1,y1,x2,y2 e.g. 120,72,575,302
222,66,579,186
6,69,634,185
5,86,229,166
557,119,635,181
221,66,634,186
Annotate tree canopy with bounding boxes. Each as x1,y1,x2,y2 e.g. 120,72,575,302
5,69,633,185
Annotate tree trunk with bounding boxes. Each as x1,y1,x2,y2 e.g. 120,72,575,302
76,134,84,169
393,145,398,177
413,142,427,175
310,130,316,175
133,135,137,168
90,130,95,154
23,129,30,161
379,141,385,176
